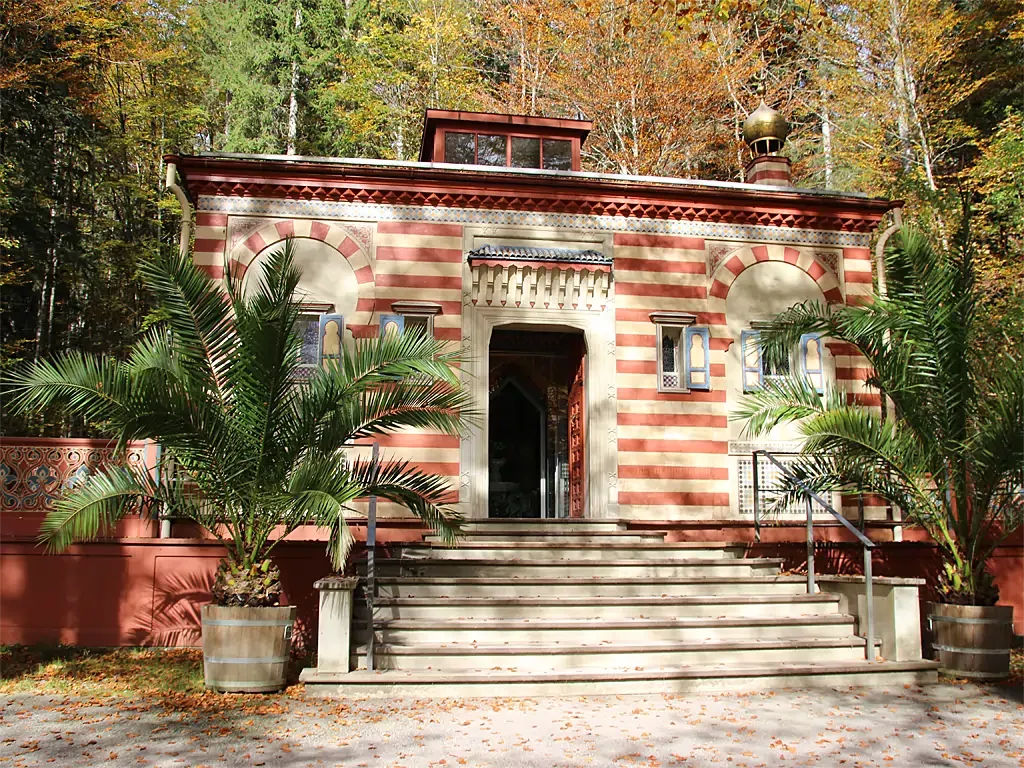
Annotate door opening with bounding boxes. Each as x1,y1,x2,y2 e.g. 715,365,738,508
488,327,586,518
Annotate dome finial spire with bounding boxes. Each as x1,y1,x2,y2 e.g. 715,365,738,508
743,101,789,156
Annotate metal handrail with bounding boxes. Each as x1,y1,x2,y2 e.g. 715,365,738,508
365,441,379,672
752,449,877,662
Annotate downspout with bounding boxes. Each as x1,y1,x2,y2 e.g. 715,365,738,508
159,162,193,538
165,161,193,259
874,205,903,541
874,205,903,299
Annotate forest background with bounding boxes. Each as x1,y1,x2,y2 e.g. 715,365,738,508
2,0,1021,435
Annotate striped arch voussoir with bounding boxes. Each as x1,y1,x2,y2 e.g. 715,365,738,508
227,219,375,331
707,244,841,312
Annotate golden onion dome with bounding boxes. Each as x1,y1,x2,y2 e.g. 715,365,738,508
743,100,789,155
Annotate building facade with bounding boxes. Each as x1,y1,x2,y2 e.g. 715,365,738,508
169,109,891,529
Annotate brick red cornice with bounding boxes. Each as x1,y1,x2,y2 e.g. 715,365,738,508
168,155,896,233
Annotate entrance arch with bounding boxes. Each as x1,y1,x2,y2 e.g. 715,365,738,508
460,306,617,520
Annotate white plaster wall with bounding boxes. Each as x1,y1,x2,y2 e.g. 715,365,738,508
725,261,831,443
724,260,836,518
242,237,360,348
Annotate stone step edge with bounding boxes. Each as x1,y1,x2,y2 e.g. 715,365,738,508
363,557,785,567
371,615,855,630
369,594,840,607
370,575,808,585
354,636,876,655
396,542,748,550
460,519,627,525
300,660,940,686
425,536,671,540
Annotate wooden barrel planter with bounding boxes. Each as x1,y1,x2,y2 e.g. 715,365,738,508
928,603,1014,680
201,605,297,693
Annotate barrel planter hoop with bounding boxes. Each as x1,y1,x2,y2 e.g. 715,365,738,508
201,605,297,693
928,602,1013,681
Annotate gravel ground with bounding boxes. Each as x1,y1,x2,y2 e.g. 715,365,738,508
1,683,1021,767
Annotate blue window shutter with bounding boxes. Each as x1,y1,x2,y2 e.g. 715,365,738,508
801,332,824,393
379,313,405,338
741,330,762,392
318,314,344,365
684,327,711,390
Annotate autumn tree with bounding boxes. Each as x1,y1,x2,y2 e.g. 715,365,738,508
316,0,490,160
0,0,207,435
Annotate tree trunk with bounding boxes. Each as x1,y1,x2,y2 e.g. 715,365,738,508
286,6,302,156
821,98,834,189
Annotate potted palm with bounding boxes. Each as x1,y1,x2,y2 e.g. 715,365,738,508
735,225,1022,679
5,240,471,692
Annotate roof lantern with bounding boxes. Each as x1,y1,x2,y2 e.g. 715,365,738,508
743,101,789,156
419,110,591,171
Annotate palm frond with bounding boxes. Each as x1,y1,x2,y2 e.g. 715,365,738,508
4,351,134,427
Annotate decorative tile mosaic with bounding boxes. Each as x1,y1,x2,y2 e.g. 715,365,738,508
228,216,274,249
200,197,873,249
812,249,842,277
1,440,150,512
344,223,374,252
706,242,735,277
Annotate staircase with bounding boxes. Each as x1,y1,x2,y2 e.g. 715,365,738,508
302,520,938,696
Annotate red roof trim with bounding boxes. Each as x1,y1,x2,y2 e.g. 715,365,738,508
168,155,894,234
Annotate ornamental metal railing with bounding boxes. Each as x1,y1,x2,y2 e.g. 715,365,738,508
364,441,379,672
752,449,877,663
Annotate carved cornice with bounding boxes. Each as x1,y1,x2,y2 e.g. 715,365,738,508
170,156,894,235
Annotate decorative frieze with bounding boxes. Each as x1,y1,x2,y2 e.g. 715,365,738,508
198,197,874,249
468,262,611,310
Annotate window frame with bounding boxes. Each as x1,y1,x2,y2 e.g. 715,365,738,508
742,327,827,393
684,326,711,391
650,311,699,394
389,300,442,339
441,129,576,170
741,329,763,392
292,302,341,382
800,332,825,393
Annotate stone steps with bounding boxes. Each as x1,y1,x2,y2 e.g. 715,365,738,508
425,531,668,544
300,660,940,697
359,593,842,621
392,542,748,561
351,637,879,671
304,522,939,696
363,557,784,579
456,520,628,534
359,615,859,645
373,575,811,598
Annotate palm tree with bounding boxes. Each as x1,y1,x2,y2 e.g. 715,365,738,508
5,240,472,606
734,226,1023,605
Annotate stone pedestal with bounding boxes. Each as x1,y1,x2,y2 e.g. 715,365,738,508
819,575,925,661
313,576,359,673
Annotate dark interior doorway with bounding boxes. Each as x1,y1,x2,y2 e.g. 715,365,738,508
488,327,585,518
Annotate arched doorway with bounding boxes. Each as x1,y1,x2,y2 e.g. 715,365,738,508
487,327,586,518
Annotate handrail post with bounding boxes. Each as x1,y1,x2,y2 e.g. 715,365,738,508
805,495,815,594
365,441,379,672
864,545,875,662
752,450,761,543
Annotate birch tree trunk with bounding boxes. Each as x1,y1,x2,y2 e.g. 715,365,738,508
821,98,834,189
287,5,302,156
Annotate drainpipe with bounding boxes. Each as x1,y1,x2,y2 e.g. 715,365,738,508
874,205,903,542
159,162,193,538
165,161,193,259
874,205,902,299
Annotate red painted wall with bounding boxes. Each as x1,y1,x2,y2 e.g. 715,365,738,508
2,431,1019,646
2,524,1020,647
